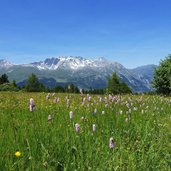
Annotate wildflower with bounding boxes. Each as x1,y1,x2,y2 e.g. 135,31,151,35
46,93,50,100
48,115,52,122
88,96,91,102
66,99,70,107
54,97,59,103
133,107,137,111
75,123,80,132
104,98,108,104
126,103,130,108
81,116,84,121
69,111,73,119
92,108,97,115
92,124,96,132
109,137,115,149
102,111,105,115
15,151,21,157
116,99,120,104
29,98,35,112
125,118,129,122
109,94,113,100
83,97,86,103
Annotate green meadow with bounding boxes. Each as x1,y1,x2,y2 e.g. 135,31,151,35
0,92,170,171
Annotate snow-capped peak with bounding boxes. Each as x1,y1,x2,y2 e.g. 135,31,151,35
0,59,13,68
30,56,111,70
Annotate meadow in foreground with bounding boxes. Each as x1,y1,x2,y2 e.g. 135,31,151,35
0,92,170,171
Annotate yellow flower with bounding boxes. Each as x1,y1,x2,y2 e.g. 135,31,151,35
15,151,21,157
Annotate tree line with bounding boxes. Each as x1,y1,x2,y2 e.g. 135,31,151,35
23,73,123,94
0,72,131,94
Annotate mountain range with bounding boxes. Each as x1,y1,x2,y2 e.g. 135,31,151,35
0,57,157,92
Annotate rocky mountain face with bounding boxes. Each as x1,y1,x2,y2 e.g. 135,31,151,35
0,57,157,92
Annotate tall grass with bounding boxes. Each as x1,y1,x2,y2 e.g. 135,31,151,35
0,92,170,170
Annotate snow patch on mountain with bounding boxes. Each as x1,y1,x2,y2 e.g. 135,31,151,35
30,56,118,70
0,59,13,68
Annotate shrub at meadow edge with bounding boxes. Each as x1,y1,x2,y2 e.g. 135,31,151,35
0,92,170,170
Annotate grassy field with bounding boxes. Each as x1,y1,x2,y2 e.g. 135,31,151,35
0,92,170,171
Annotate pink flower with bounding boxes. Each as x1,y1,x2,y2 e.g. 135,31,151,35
109,137,115,149
54,97,59,103
125,118,129,122
92,124,96,132
88,96,91,101
133,107,137,111
75,123,80,132
46,93,50,100
126,103,130,108
109,94,113,100
69,111,73,119
104,97,108,103
48,115,52,122
29,98,35,112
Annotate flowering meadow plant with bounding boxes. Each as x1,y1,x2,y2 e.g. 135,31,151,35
15,151,21,157
0,93,170,170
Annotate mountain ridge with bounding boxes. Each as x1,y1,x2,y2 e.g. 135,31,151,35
0,57,157,92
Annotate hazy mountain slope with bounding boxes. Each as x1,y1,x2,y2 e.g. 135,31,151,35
0,57,156,92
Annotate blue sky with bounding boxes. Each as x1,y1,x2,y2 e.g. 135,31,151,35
0,0,171,68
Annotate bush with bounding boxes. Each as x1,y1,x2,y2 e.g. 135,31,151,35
0,83,19,91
